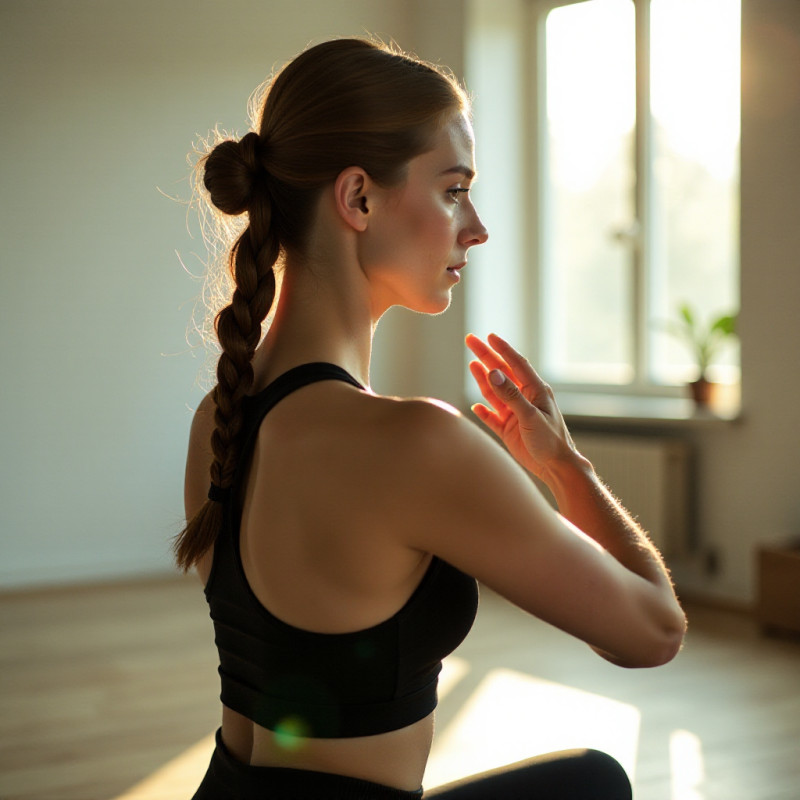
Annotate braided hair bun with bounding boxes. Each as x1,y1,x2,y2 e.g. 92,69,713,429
203,131,266,216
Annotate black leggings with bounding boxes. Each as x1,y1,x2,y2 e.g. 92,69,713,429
191,728,632,799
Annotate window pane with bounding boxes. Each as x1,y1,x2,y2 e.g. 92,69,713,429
648,0,741,384
543,0,636,384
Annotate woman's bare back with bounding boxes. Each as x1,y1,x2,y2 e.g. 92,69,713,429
188,377,445,789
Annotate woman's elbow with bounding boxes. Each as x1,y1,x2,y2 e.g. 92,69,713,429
650,610,688,666
632,628,685,668
628,587,688,667
594,608,687,669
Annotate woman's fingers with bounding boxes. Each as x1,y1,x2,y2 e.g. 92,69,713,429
467,332,540,391
468,361,509,427
469,401,504,438
467,334,532,421
467,332,557,425
484,367,536,422
465,333,511,381
469,360,506,412
486,333,550,397
466,333,573,476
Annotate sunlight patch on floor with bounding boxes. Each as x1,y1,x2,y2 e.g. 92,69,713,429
670,728,705,800
437,655,471,700
112,733,215,800
425,667,641,790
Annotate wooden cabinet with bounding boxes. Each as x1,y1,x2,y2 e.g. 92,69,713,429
757,546,800,636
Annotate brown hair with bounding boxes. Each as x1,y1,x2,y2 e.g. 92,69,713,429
174,37,468,570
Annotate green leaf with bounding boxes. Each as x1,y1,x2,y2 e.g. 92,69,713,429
711,314,737,337
679,303,695,329
655,304,738,373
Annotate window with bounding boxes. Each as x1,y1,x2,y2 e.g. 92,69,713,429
466,0,741,397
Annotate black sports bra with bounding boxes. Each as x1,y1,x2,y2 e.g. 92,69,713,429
204,363,479,738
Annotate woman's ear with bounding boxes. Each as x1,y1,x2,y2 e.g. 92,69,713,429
334,167,371,232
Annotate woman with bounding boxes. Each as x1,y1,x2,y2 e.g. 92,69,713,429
178,37,685,799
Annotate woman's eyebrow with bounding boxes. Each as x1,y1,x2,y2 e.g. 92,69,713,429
440,165,476,180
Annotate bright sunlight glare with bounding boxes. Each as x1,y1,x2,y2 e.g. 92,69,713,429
670,728,706,800
424,667,641,789
547,0,741,189
546,0,635,193
651,0,741,181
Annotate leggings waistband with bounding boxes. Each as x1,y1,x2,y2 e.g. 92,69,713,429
193,727,423,800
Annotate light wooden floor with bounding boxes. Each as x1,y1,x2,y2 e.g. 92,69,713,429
1,575,799,800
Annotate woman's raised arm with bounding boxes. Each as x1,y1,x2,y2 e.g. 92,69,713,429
381,334,686,668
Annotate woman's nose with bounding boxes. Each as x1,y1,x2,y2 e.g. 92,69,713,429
462,211,489,248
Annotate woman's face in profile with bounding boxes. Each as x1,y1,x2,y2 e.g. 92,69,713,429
359,111,489,316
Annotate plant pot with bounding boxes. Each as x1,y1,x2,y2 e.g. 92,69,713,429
688,378,715,407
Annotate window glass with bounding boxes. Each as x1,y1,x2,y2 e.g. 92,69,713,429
466,0,741,396
648,0,741,384
543,0,637,384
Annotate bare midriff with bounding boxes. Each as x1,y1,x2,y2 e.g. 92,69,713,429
220,704,433,791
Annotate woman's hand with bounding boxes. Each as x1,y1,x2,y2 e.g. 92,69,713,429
466,333,584,483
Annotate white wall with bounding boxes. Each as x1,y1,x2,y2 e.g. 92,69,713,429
0,0,411,587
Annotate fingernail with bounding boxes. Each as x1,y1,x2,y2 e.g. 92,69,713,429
490,370,505,386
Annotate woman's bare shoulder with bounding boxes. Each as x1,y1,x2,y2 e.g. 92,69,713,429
351,391,527,517
359,391,470,433
354,392,491,464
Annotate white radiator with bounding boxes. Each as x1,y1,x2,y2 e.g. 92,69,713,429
571,433,692,557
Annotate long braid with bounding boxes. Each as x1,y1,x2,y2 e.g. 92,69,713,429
174,133,279,571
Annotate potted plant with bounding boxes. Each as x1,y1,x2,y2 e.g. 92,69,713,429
662,304,738,406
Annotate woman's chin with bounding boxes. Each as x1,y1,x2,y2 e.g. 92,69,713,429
413,293,453,316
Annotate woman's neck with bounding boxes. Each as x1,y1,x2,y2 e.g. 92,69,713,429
252,258,378,391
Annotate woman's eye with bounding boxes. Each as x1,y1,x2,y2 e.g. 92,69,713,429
447,187,470,204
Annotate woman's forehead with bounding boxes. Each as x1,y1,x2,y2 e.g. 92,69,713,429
414,113,477,176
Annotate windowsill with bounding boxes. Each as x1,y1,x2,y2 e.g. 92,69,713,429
557,390,741,429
